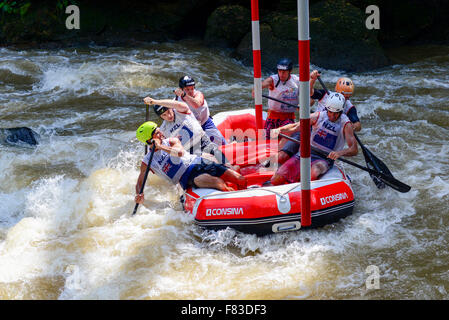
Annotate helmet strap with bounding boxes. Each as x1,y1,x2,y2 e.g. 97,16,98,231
275,77,281,88
275,72,291,87
284,73,291,85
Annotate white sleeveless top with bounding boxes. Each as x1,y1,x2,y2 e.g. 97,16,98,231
159,109,205,150
311,111,351,153
316,91,355,115
143,139,198,185
268,74,300,113
175,89,210,125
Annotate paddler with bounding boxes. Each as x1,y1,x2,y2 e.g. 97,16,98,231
143,96,231,167
174,75,226,145
134,121,246,205
269,92,358,185
252,58,300,140
310,71,361,132
277,72,362,165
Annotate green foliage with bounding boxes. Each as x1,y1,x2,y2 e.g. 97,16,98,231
0,0,76,17
0,0,30,18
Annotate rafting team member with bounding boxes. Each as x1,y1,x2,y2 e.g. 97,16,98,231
143,96,231,167
269,92,358,185
252,58,300,140
134,122,246,205
310,71,361,132
277,72,361,165
174,75,226,145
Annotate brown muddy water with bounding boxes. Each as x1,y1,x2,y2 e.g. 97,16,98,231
1,40,448,299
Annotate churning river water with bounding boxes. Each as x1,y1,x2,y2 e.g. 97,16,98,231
0,40,448,300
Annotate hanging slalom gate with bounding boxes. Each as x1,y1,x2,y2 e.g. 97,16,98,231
250,0,312,227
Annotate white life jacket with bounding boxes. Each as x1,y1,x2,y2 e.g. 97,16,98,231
268,74,300,113
311,111,351,153
159,109,205,150
143,139,198,185
175,89,210,125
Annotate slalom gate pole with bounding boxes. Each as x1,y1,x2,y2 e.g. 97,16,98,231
298,0,311,227
251,0,263,142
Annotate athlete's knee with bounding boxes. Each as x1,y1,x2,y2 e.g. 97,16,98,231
270,173,287,186
277,151,291,165
311,162,328,180
235,174,247,189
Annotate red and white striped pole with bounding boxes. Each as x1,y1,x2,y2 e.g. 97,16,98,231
251,0,264,138
298,0,311,227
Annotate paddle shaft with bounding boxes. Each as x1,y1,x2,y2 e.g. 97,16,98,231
262,94,299,109
132,143,156,215
279,133,410,192
145,104,150,154
280,133,384,178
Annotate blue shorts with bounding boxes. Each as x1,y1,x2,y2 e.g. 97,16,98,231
281,131,300,156
179,159,228,190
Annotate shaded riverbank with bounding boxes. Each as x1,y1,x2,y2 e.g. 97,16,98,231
1,0,448,72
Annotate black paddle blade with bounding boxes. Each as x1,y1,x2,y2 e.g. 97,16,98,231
2,127,40,146
368,171,386,189
362,148,386,189
359,144,411,192
375,172,412,193
355,134,389,189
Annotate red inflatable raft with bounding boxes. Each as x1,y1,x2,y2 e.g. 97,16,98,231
182,109,355,235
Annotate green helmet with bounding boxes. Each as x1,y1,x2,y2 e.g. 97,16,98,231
136,121,158,144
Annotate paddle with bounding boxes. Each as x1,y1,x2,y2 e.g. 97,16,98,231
262,94,299,108
262,92,410,192
1,127,40,146
145,104,150,154
279,133,411,193
132,142,156,215
316,75,388,189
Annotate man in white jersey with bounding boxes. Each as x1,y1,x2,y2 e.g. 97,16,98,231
252,58,300,140
174,75,226,145
143,96,230,166
310,71,361,132
278,72,361,165
269,92,358,185
134,121,246,205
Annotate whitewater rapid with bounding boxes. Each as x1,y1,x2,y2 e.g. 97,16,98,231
1,42,448,299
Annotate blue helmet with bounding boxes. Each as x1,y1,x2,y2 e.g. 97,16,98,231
277,58,293,71
179,75,195,88
153,104,168,117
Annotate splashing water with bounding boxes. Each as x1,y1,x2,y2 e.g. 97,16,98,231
1,42,448,299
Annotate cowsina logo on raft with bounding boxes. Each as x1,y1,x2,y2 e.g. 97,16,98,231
320,192,348,205
206,207,244,217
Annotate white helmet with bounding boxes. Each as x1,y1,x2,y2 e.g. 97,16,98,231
325,92,345,113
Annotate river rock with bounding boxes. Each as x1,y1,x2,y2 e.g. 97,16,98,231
204,5,251,48
235,22,298,73
309,0,390,72
347,0,449,46
235,0,390,73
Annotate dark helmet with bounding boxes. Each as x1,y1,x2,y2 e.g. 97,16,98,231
276,58,293,71
179,75,195,88
153,104,168,117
